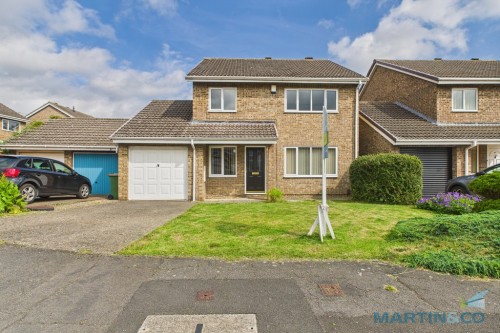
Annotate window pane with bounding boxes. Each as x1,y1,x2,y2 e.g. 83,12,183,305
452,90,463,110
223,147,236,175
286,148,296,174
53,161,72,175
33,158,51,171
2,119,8,130
326,90,337,111
8,120,19,131
464,89,476,110
311,90,324,111
286,90,297,110
211,148,222,175
326,148,337,174
223,89,236,110
311,148,322,175
298,90,311,111
211,89,222,110
298,148,310,175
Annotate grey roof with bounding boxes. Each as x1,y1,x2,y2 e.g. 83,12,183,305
186,58,365,79
360,101,500,142
0,103,27,121
2,118,127,147
111,100,277,140
374,59,500,80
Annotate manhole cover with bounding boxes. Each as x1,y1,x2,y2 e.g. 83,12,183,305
137,314,257,333
318,283,344,297
196,290,214,301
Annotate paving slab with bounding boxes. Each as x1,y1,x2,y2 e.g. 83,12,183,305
138,314,257,333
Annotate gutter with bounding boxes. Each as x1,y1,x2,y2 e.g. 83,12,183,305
190,139,196,202
464,140,478,176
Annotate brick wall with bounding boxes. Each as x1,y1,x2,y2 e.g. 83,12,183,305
478,145,488,170
452,146,466,178
437,85,500,123
117,145,128,200
192,82,357,197
358,119,400,155
28,106,66,121
361,66,438,120
64,151,73,167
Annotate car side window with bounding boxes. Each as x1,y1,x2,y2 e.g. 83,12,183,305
32,158,52,171
486,166,500,174
17,159,32,168
52,161,73,175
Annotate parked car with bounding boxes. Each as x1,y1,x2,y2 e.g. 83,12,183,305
445,163,500,194
0,155,92,203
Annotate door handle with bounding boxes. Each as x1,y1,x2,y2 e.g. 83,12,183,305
157,164,160,167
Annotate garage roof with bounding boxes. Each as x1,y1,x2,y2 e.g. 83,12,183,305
111,100,278,142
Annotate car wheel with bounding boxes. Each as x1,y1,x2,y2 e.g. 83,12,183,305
19,184,38,204
76,184,90,199
450,185,468,194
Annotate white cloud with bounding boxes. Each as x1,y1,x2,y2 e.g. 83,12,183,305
347,0,365,8
318,19,334,29
0,0,190,118
328,0,500,74
141,0,178,16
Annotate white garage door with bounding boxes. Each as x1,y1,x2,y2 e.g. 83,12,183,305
129,146,188,200
18,151,65,162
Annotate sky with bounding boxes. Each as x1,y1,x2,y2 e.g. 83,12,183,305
0,0,499,118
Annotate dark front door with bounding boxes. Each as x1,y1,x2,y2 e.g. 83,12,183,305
246,147,265,193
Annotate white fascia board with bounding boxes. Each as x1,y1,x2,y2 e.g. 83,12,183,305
437,78,500,85
396,139,500,146
185,76,367,84
0,145,116,151
112,137,277,145
26,102,73,119
0,114,28,122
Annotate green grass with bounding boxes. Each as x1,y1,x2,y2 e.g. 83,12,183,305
120,200,434,260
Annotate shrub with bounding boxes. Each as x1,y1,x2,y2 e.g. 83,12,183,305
349,153,422,204
469,171,500,199
472,199,500,212
266,188,284,203
0,176,26,214
416,192,480,214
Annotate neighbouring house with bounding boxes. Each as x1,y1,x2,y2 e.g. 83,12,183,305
26,101,94,121
0,118,127,196
111,58,366,201
0,103,28,142
359,59,500,195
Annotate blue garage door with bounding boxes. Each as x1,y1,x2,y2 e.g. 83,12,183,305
73,153,118,195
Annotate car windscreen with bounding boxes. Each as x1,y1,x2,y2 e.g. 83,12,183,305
0,157,17,168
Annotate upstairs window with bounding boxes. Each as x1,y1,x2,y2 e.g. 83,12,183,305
285,89,337,112
209,88,236,112
452,88,477,112
2,119,20,132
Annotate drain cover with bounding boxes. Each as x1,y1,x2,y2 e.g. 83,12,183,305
196,290,214,301
318,283,344,297
137,314,257,333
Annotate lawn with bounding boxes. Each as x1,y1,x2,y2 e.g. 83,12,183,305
120,200,435,260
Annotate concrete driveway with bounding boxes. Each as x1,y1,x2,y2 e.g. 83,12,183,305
0,200,194,254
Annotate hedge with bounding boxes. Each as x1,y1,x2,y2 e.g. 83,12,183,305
349,153,422,204
469,171,500,199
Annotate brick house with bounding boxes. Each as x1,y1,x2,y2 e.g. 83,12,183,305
26,101,94,121
360,59,500,195
0,103,27,142
111,58,366,200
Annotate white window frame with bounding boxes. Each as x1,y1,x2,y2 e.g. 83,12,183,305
209,146,237,177
283,146,338,178
2,119,20,132
209,87,237,112
452,88,478,112
284,89,338,113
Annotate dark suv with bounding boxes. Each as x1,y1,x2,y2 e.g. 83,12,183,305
0,155,92,203
445,163,500,194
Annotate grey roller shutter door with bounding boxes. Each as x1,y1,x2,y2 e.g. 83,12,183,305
400,147,452,196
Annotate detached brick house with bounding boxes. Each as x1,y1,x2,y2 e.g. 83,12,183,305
360,59,500,195
111,58,366,200
26,101,94,121
0,103,27,142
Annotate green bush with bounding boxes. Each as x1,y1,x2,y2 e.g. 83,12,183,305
472,199,500,212
266,188,284,203
388,211,500,278
469,171,500,199
0,176,26,214
349,153,422,204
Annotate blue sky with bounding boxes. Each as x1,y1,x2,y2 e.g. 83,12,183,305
0,0,498,118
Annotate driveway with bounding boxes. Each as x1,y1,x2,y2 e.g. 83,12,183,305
0,200,194,254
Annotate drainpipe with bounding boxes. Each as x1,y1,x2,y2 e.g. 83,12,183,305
354,80,363,159
464,140,478,176
190,139,196,202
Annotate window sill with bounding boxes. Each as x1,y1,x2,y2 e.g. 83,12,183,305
284,175,338,178
284,111,339,114
208,174,238,178
451,109,478,112
208,110,237,113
